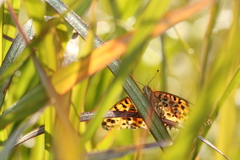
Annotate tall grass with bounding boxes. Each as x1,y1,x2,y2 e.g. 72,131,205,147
0,0,239,160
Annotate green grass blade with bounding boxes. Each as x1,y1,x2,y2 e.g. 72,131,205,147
193,67,240,159
214,67,240,117
0,85,47,129
2,0,20,59
0,112,42,159
0,19,35,108
0,6,3,64
199,2,220,87
32,54,83,159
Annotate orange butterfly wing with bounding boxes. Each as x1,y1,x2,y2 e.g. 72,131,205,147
150,91,190,124
101,97,147,130
102,86,190,130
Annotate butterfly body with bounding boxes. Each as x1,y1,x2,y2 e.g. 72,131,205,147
102,86,190,131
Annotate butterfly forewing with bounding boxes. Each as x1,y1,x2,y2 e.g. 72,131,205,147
151,91,190,125
143,86,190,124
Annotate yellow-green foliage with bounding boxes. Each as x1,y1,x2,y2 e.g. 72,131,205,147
0,0,239,160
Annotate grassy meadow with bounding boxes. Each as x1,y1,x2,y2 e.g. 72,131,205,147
0,0,239,159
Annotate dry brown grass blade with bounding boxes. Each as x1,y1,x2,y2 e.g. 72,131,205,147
87,141,171,160
151,0,214,37
51,39,127,94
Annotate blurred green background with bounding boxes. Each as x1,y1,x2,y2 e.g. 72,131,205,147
0,0,239,159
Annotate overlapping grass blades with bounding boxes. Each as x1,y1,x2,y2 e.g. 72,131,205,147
0,0,239,159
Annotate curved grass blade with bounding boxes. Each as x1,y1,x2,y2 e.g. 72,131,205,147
87,141,172,160
197,135,229,160
0,111,42,159
212,67,240,121
32,54,82,159
2,0,20,58
199,2,220,87
0,19,35,108
0,85,47,129
15,125,44,146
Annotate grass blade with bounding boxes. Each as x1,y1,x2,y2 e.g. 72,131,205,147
0,19,35,108
0,111,42,159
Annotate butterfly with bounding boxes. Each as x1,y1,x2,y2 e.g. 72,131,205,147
101,85,229,160
102,85,190,131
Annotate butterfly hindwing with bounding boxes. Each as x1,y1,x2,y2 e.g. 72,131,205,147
101,97,147,130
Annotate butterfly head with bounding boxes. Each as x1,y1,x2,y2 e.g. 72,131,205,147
142,70,159,97
143,85,153,99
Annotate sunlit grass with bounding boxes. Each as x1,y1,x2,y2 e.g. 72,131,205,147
0,0,239,160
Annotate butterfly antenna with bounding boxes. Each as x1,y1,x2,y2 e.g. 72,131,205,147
147,70,159,86
136,81,144,87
